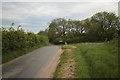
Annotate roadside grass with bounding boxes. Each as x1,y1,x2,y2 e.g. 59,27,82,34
2,44,49,64
54,50,68,78
73,40,118,78
54,44,76,78
62,45,71,49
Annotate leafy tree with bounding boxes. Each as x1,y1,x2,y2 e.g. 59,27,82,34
48,12,119,44
48,18,68,43
91,12,119,41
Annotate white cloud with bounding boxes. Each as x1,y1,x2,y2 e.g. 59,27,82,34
29,5,61,17
2,2,118,33
1,0,120,2
2,3,65,22
2,2,118,21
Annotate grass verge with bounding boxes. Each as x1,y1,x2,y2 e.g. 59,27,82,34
54,47,69,78
73,40,118,78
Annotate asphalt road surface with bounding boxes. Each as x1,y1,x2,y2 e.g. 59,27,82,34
2,46,61,78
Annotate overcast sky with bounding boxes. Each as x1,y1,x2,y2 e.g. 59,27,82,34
1,0,119,33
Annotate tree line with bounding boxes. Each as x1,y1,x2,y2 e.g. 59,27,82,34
2,23,49,54
47,12,120,44
2,11,120,53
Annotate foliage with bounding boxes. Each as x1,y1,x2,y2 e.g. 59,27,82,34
2,23,49,63
48,12,119,44
37,30,48,36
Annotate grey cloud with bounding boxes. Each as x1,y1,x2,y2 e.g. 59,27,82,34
2,2,118,33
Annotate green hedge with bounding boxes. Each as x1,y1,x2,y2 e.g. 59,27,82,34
2,27,49,63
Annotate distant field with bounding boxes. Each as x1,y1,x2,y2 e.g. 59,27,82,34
54,40,119,78
73,40,118,78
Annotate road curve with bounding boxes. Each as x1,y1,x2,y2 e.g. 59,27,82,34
2,46,62,78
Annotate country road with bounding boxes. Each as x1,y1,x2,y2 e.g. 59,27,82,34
2,46,62,78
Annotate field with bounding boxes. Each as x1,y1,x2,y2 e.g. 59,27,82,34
54,40,119,78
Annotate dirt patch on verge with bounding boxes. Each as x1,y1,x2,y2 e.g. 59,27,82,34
59,45,76,78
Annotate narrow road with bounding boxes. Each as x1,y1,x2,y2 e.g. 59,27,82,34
2,46,62,78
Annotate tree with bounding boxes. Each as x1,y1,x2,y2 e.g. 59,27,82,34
48,18,68,44
91,12,119,41
48,12,119,44
37,30,47,36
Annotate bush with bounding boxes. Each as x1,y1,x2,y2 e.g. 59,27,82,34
2,26,49,63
